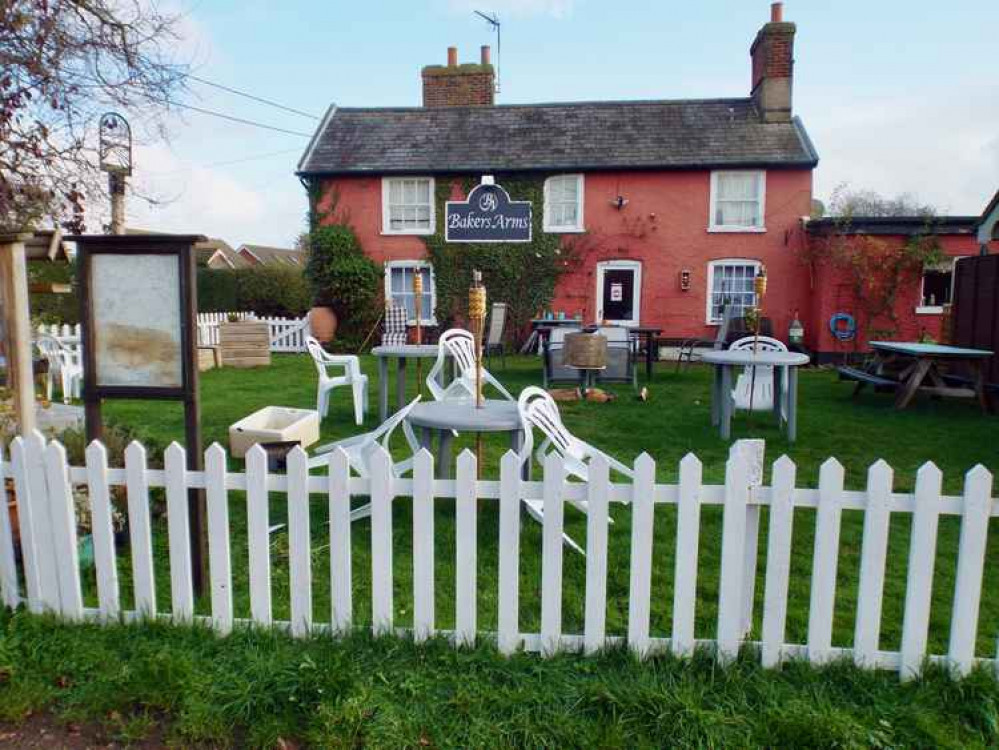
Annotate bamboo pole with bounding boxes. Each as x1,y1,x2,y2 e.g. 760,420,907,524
469,271,487,473
747,266,768,427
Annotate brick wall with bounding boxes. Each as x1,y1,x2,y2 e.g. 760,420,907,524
422,67,495,107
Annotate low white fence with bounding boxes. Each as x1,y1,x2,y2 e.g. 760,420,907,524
38,313,311,354
0,432,995,680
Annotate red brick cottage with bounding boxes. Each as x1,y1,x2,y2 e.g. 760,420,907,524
295,3,993,360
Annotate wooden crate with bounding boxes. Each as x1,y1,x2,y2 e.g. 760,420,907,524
219,321,271,368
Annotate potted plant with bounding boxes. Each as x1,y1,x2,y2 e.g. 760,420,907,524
304,225,379,343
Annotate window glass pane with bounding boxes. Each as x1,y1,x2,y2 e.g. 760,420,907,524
389,180,402,204
417,180,430,202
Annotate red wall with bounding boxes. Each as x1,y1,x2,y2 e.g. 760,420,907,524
807,234,981,356
317,169,814,341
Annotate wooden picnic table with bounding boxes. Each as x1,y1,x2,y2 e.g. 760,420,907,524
866,341,995,412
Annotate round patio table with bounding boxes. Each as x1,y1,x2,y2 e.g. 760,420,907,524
371,345,452,422
701,349,810,443
406,399,523,479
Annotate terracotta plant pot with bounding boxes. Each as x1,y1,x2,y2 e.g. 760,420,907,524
309,306,338,343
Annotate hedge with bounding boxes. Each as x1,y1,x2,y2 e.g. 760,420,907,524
197,266,310,318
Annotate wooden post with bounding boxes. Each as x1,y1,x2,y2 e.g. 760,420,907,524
0,234,36,434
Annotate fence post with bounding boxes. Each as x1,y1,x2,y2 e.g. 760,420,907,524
287,446,313,637
370,445,394,635
246,444,272,626
125,441,157,618
205,443,232,634
328,448,353,634
732,439,765,639
0,443,21,609
853,460,893,667
85,441,120,621
455,450,478,647
164,442,194,622
672,453,703,658
807,458,845,665
43,440,83,620
540,453,565,657
717,447,749,664
412,449,436,643
497,450,522,656
761,455,796,668
627,453,656,658
583,453,610,655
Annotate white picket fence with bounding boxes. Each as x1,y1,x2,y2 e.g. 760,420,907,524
38,313,311,354
0,432,995,680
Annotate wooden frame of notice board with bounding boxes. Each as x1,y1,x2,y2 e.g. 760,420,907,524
72,233,206,591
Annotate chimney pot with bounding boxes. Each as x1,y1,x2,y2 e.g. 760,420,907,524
771,2,783,22
447,46,458,66
480,45,491,66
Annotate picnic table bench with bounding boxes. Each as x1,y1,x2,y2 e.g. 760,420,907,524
837,366,899,393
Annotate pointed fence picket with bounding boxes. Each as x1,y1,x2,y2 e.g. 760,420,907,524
0,434,996,681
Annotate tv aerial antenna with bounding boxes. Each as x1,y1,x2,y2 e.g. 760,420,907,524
474,10,501,93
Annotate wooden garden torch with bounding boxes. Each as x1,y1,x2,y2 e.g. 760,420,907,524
469,271,487,472
413,271,423,394
748,265,768,420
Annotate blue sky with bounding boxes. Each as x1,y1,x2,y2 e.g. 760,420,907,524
125,0,999,246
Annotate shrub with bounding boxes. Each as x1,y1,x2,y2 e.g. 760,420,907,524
198,266,310,318
28,260,78,325
234,265,310,318
305,225,380,336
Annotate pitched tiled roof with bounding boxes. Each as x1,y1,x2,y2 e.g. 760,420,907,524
297,99,819,176
238,244,306,267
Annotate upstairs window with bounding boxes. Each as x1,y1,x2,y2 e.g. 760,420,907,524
709,171,766,231
918,258,964,312
543,174,584,232
706,259,761,323
382,177,435,234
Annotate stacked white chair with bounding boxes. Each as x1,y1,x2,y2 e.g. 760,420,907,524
729,335,788,412
426,328,515,402
306,337,369,425
35,335,82,404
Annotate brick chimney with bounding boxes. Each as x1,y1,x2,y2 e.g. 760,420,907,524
750,2,796,123
422,46,495,107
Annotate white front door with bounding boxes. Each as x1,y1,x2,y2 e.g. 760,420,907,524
595,260,642,326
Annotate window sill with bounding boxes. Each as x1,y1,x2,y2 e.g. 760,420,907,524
915,306,944,315
381,228,435,237
408,321,438,327
707,226,767,234
543,226,586,234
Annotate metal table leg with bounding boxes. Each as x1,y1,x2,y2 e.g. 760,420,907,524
645,333,654,381
436,429,453,479
720,364,733,440
395,356,407,412
787,366,799,443
711,364,721,426
773,365,784,432
509,427,529,480
378,356,388,422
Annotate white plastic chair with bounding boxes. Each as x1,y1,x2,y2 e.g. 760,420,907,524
426,328,514,402
35,335,82,404
729,335,788,412
306,337,369,425
308,396,423,522
517,386,632,553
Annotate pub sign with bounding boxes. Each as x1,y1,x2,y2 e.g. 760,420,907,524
445,181,532,243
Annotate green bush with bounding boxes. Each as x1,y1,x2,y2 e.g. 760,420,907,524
28,260,78,325
197,268,239,312
234,265,310,318
198,266,310,318
305,225,380,335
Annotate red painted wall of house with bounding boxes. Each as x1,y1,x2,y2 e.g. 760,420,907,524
315,173,991,358
807,234,984,357
316,169,814,341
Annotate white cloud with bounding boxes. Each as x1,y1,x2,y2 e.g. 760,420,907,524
121,141,304,247
808,83,999,215
447,0,575,19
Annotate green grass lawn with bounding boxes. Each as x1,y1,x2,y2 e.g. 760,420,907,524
2,610,998,748
86,355,999,659
4,355,998,747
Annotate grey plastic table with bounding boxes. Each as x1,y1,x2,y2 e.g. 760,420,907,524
406,399,524,478
702,349,810,442
371,345,452,422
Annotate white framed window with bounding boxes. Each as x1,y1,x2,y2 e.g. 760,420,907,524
382,177,435,235
706,259,762,324
385,260,436,325
709,171,766,232
543,174,584,232
917,257,964,314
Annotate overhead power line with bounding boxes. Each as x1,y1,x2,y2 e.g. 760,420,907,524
162,99,313,137
184,73,320,120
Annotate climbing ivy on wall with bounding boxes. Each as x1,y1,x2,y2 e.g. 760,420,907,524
422,175,580,344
